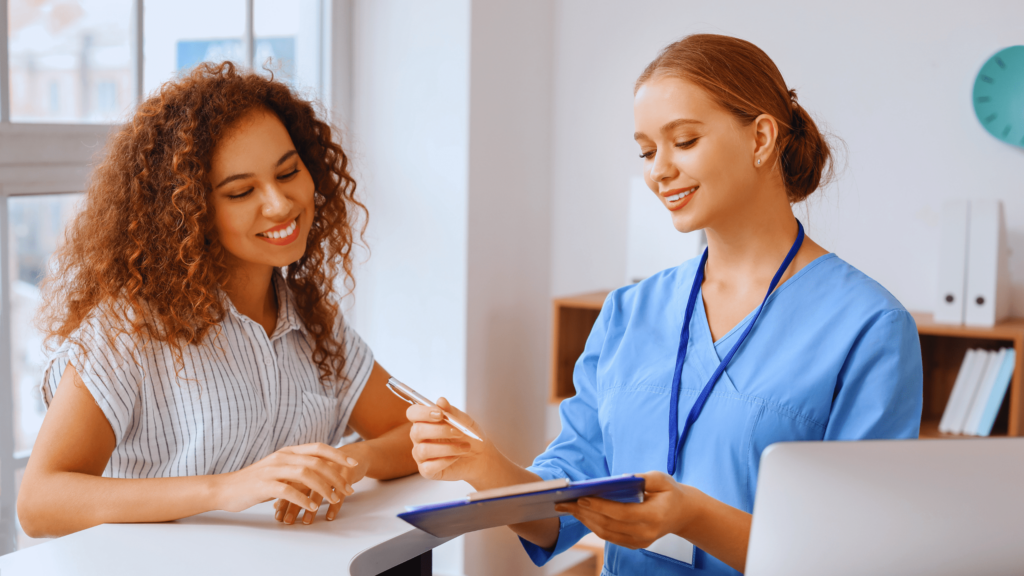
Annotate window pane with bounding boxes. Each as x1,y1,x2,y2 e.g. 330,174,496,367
7,0,133,123
254,0,323,97
9,194,84,454
142,0,245,98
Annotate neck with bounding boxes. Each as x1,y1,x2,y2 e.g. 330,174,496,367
703,190,798,286
222,261,277,327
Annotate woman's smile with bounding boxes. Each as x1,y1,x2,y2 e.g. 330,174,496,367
257,215,300,245
661,186,698,211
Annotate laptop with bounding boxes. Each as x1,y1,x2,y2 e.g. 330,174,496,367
746,438,1024,576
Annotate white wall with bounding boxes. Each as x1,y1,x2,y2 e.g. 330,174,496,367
548,0,1024,318
464,1,554,575
348,1,470,573
348,2,554,575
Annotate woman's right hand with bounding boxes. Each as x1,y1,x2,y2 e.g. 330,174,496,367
214,443,360,514
407,398,491,484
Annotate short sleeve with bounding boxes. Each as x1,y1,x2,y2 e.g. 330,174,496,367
825,309,923,440
324,317,375,446
521,293,617,565
41,314,143,446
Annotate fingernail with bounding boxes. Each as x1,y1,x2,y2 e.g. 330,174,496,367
431,410,442,419
330,493,341,504
327,512,335,521
310,502,319,511
347,457,359,466
345,485,355,496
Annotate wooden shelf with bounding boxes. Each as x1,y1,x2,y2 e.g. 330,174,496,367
549,295,1024,439
919,419,1008,440
550,291,610,402
914,312,1024,437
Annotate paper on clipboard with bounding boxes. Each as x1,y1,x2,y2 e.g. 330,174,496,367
398,475,645,538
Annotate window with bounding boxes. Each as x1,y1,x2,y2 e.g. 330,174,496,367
141,0,246,97
0,0,339,555
8,0,134,123
9,194,84,456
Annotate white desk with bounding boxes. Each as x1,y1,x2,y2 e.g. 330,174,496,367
0,474,471,576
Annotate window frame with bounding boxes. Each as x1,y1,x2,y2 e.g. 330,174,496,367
0,0,348,554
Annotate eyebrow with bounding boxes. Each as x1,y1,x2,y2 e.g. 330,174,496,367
633,118,704,141
214,150,298,189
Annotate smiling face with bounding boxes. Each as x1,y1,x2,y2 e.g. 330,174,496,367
208,109,316,276
633,75,770,234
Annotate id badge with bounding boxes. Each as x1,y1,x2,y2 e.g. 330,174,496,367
644,533,695,566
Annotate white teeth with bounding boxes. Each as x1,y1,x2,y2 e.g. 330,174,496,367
666,187,697,202
260,217,297,239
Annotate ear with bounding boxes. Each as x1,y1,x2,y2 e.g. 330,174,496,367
751,114,779,167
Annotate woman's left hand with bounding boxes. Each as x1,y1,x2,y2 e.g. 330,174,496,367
273,445,371,525
554,471,701,549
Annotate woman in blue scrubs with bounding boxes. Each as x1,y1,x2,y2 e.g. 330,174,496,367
406,34,922,575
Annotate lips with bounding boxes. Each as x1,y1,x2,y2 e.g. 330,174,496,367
663,186,698,202
258,217,298,239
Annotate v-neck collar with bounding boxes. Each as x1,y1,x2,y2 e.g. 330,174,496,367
696,252,837,355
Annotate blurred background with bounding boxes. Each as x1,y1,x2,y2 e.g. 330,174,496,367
1,1,1022,575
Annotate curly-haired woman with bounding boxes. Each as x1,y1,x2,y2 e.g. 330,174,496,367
17,62,417,537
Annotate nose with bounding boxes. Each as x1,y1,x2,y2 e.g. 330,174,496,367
261,183,294,220
648,146,677,183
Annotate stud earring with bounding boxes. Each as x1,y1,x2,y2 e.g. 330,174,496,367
757,158,762,166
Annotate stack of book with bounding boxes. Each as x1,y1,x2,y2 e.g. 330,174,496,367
938,348,1017,436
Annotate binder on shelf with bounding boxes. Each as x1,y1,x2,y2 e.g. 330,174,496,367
964,200,1011,327
950,349,992,434
934,200,969,324
977,349,1016,437
938,349,979,433
964,348,1007,435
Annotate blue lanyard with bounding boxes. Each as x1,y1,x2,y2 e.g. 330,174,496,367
666,221,804,476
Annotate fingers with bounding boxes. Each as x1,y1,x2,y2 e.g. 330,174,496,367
278,454,354,500
573,496,640,522
274,482,320,519
435,398,482,436
410,421,470,443
281,443,360,470
407,404,444,423
555,502,651,549
301,492,324,525
637,470,674,492
326,494,344,521
412,439,471,463
416,456,460,480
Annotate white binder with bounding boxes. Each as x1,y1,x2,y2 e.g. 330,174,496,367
950,349,992,434
938,349,978,434
964,348,1006,435
964,200,1011,326
934,200,969,324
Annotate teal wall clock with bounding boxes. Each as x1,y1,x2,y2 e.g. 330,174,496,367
973,46,1024,148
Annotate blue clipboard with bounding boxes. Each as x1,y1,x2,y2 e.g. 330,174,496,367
398,475,645,538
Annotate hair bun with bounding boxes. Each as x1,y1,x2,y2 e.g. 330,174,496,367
780,101,832,202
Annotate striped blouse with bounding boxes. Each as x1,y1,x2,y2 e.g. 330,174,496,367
40,273,374,479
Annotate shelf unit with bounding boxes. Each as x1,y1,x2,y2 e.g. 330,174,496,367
550,291,1024,439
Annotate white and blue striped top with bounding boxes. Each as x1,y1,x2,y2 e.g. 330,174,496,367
40,273,374,479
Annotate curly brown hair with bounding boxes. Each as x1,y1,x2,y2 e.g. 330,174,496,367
37,61,365,383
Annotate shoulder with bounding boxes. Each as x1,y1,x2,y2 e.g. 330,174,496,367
800,254,909,316
602,256,701,319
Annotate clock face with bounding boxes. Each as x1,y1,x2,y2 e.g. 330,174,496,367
973,46,1024,148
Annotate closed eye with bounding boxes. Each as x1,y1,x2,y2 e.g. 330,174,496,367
639,150,655,159
228,188,253,199
676,138,698,149
278,168,300,180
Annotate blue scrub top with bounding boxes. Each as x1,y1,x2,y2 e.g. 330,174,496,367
521,253,923,575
